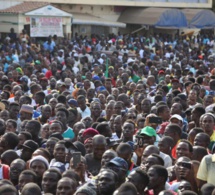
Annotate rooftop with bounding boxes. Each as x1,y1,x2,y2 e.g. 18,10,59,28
0,1,49,14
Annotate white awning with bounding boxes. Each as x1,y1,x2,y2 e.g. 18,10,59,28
72,13,126,28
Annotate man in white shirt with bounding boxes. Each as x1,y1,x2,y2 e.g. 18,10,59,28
77,95,91,119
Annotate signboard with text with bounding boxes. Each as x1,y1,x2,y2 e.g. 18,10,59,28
30,17,63,37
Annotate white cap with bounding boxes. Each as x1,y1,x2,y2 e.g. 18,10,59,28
170,114,183,122
127,58,135,64
74,53,79,57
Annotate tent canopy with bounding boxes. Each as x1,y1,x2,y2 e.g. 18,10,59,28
118,8,187,28
73,13,126,28
188,10,215,29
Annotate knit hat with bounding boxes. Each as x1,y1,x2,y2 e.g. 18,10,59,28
75,185,97,195
82,128,99,138
20,104,33,114
29,155,49,169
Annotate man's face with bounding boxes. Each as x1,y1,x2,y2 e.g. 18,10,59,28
158,140,170,154
194,134,208,148
170,103,181,115
54,143,66,163
42,171,59,194
30,160,47,178
77,99,86,111
56,111,67,125
176,142,191,159
160,107,170,121
10,105,20,120
18,174,34,192
122,122,134,139
204,97,213,107
164,127,175,141
9,162,25,181
42,106,52,119
93,143,106,160
202,115,214,136
147,168,160,189
141,100,151,113
56,179,76,195
91,104,102,117
113,117,122,133
175,158,192,180
98,171,116,195
49,123,63,135
114,103,122,115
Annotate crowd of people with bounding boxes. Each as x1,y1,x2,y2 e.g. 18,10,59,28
0,28,215,195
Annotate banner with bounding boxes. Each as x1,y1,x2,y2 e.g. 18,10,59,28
30,17,63,37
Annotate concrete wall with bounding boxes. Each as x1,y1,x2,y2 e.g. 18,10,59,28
0,14,19,32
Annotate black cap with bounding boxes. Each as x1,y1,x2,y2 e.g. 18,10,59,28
22,140,39,152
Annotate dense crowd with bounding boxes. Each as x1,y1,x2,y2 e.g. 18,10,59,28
0,28,215,195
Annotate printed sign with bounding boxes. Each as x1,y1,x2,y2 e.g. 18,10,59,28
30,17,63,37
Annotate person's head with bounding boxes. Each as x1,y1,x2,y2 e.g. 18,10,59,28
96,122,112,138
29,155,49,180
41,105,52,120
1,149,19,166
116,143,132,166
158,136,174,155
101,149,117,167
0,132,19,153
178,180,192,193
0,110,10,122
176,140,193,159
5,119,17,133
113,182,138,195
201,183,215,195
106,157,128,185
55,107,69,128
62,170,80,187
9,102,20,120
201,113,215,137
91,102,102,119
164,124,182,145
192,146,207,162
75,184,97,195
53,140,66,163
21,183,41,195
0,184,18,195
122,120,135,141
56,177,77,195
174,156,192,181
114,101,124,115
25,120,41,138
92,135,107,160
17,131,32,149
97,169,119,195
143,153,164,171
203,95,214,108
191,106,205,124
18,170,37,192
19,104,33,121
194,132,210,148
77,95,86,111
42,168,62,194
9,159,26,184
170,103,182,115
35,91,45,105
188,127,204,145
138,126,157,147
49,120,64,135
127,168,149,194
157,105,170,121
147,165,168,191
20,140,39,161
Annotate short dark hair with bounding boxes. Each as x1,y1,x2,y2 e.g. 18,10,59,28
166,124,182,136
157,105,168,115
45,168,62,181
28,120,41,133
116,143,132,154
117,182,137,194
135,168,149,185
35,91,45,99
51,120,64,129
4,132,19,149
56,107,69,118
150,153,164,166
193,106,205,115
150,165,168,184
6,119,17,128
179,139,193,153
96,122,109,134
20,170,37,182
0,184,18,195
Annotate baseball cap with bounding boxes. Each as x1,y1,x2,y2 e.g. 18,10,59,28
22,140,39,151
68,99,78,107
107,157,128,171
158,70,165,75
127,58,135,64
140,126,156,137
171,78,179,83
64,139,78,150
20,76,28,83
92,75,100,81
170,114,183,122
